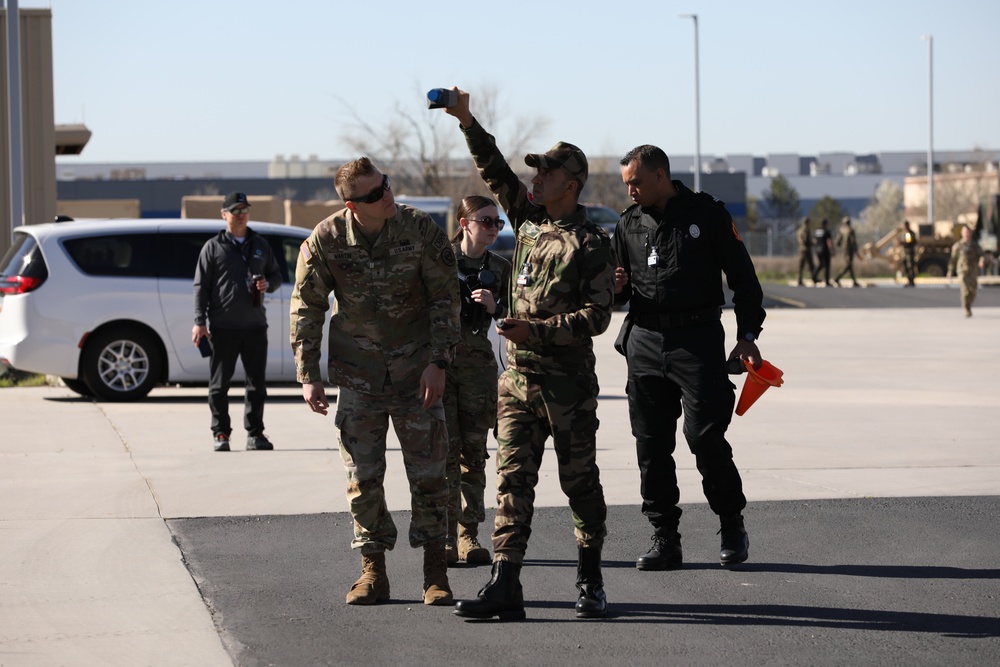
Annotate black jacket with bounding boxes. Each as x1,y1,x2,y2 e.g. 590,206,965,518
193,227,282,329
612,181,765,341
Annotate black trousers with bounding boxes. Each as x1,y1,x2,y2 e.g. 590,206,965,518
208,327,268,437
812,251,831,284
625,321,746,536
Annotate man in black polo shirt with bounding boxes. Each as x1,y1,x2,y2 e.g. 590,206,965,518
612,145,766,570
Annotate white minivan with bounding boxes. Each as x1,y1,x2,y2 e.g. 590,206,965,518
0,219,313,401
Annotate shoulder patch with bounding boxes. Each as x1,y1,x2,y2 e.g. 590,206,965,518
731,221,742,242
441,246,456,267
300,240,313,262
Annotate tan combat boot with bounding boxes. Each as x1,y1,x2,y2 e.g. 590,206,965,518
422,543,454,605
345,552,390,605
458,524,491,565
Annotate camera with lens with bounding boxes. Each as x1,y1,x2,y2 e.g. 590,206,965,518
458,267,499,333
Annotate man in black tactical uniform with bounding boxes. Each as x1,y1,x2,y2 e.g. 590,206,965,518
611,145,766,570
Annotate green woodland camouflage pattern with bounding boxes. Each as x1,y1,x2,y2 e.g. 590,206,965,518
493,370,607,561
289,204,460,552
948,238,983,311
289,204,460,391
461,120,616,377
461,118,614,563
445,246,511,528
335,388,449,552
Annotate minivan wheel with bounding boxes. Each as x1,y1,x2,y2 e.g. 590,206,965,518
81,328,162,401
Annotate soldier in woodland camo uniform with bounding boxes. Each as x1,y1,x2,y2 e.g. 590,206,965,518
440,88,616,621
947,224,984,317
289,157,460,607
443,195,511,567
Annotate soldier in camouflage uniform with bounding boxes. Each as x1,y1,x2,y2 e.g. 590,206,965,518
834,216,861,288
439,88,616,621
947,224,984,317
900,220,919,286
444,195,511,566
796,217,815,286
289,158,461,607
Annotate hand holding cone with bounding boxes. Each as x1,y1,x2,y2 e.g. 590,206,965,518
735,359,784,416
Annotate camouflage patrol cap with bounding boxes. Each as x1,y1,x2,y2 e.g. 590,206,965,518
525,142,588,186
842,216,851,224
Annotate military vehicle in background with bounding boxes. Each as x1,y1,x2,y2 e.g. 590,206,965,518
861,193,999,277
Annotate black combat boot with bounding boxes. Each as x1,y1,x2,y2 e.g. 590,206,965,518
719,514,750,566
575,546,607,619
636,532,683,571
454,560,526,620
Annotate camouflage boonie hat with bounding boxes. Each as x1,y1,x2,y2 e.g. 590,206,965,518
525,142,588,186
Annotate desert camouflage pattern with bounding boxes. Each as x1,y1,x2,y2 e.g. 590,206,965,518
949,238,983,311
289,204,460,392
835,224,858,256
460,118,613,563
445,246,510,528
460,119,616,377
335,388,449,552
452,246,511,369
444,363,497,527
796,220,813,255
491,370,607,564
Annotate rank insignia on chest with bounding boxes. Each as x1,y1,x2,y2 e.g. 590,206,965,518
518,221,542,247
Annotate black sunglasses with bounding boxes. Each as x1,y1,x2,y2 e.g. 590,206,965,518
345,174,391,204
468,216,505,230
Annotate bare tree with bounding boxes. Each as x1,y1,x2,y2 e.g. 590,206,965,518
337,83,549,200
858,180,904,243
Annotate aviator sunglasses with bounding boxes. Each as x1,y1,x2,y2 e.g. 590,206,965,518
345,174,391,204
468,216,505,231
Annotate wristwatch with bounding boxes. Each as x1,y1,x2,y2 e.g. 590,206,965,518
742,332,756,342
432,359,449,369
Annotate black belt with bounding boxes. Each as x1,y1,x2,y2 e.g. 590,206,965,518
631,307,721,331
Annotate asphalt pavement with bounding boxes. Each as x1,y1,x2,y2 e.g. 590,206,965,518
1,285,998,666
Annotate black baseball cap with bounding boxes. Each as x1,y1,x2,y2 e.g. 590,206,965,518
222,192,251,212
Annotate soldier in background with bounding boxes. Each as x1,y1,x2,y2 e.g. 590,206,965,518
443,195,511,566
796,217,815,286
834,216,861,288
947,224,984,317
440,88,616,621
811,218,835,286
289,158,461,607
900,220,918,286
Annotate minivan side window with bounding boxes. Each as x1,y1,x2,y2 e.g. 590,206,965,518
159,232,215,279
63,234,159,277
264,234,303,286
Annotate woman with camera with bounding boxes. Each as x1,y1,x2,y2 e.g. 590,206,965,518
444,195,511,565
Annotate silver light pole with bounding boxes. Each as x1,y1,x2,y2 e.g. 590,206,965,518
6,0,25,241
922,34,934,226
680,13,700,193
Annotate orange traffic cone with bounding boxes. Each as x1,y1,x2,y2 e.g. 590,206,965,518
735,359,784,416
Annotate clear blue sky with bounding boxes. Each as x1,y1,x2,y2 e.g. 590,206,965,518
26,0,1000,163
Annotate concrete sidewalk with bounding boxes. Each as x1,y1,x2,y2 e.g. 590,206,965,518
1,307,998,665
